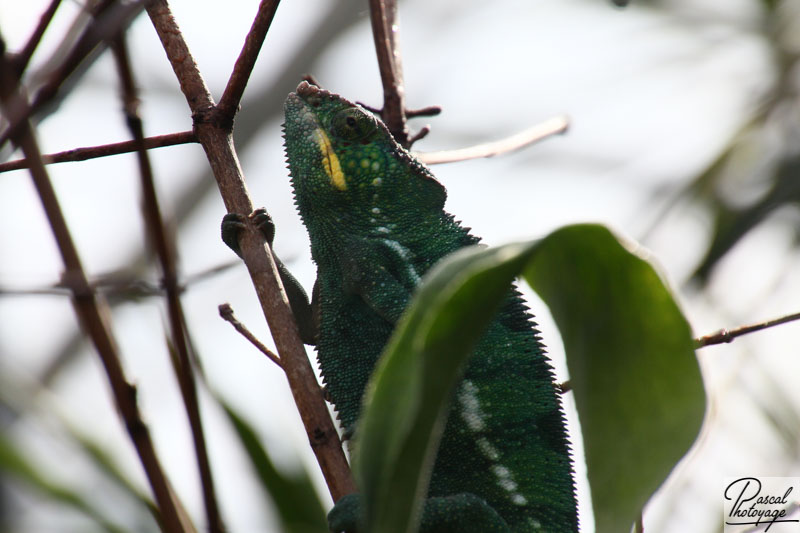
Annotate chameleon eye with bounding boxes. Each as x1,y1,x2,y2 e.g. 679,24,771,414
330,108,373,141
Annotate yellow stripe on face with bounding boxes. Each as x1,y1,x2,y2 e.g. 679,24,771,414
314,128,347,190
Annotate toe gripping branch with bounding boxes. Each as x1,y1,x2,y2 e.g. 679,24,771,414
221,208,318,345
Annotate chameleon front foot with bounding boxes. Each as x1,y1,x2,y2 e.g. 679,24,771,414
221,208,276,258
220,208,318,346
221,212,246,258
327,493,361,533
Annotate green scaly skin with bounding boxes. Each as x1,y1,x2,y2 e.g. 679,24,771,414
283,82,577,532
228,81,578,532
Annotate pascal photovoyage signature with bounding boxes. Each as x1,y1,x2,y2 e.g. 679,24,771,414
724,477,799,531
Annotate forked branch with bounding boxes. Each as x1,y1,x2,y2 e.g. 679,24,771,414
368,0,408,145
145,0,356,501
216,0,281,123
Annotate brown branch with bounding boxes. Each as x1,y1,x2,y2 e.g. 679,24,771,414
365,0,436,147
9,0,63,75
0,0,147,150
111,36,224,533
34,0,367,392
216,0,281,122
0,131,197,173
414,115,569,165
368,0,409,147
145,0,355,502
695,311,800,348
0,41,191,533
218,303,282,368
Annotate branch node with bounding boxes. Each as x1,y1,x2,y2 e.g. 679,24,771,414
695,311,800,348
309,426,339,449
193,106,232,132
59,269,95,301
122,383,147,438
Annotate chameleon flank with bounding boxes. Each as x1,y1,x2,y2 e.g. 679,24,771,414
226,81,579,532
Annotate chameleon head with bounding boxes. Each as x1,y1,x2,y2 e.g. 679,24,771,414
283,81,446,229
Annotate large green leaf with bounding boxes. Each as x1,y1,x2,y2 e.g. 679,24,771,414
524,225,705,533
355,242,539,533
220,400,328,533
355,223,705,533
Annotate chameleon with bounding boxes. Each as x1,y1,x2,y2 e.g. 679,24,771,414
223,81,578,532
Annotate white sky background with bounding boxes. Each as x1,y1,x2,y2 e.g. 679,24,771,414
1,0,798,532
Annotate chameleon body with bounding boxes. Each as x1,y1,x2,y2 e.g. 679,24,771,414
228,81,577,532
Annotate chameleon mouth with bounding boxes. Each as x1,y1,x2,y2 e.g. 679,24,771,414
291,81,361,111
289,80,336,109
295,80,319,98
293,80,342,103
285,81,328,121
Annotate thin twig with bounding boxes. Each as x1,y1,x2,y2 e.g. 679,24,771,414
0,259,241,299
695,311,800,348
407,126,431,147
216,0,281,123
219,304,282,368
1,277,159,298
414,115,569,165
111,36,224,533
145,0,355,501
406,105,442,118
0,131,197,173
9,0,63,75
0,41,191,533
358,101,441,120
